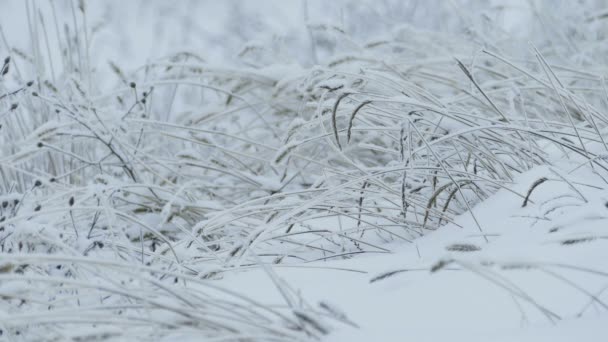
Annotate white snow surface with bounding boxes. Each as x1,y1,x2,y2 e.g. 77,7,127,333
213,163,608,342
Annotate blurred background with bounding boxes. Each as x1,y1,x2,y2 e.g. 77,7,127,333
4,0,601,90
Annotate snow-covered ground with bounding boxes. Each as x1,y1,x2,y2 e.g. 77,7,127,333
1,1,608,341
217,163,608,342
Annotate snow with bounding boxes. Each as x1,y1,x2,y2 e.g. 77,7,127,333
1,1,608,341
208,162,608,341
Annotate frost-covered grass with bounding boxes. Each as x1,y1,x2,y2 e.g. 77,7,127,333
1,0,608,341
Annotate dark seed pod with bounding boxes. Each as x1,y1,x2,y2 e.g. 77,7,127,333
26,80,34,87
37,142,44,148
34,205,41,211
1,201,7,208
69,196,75,206
3,56,9,64
1,65,8,76
34,180,42,187
10,103,18,111
129,82,136,88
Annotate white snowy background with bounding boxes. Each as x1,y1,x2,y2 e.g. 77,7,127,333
1,1,608,341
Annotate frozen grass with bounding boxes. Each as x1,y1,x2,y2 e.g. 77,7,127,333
1,0,608,340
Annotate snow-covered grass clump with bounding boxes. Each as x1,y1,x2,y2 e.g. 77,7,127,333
1,1,608,340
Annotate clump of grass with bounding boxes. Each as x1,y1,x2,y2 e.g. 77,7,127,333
2,0,608,340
